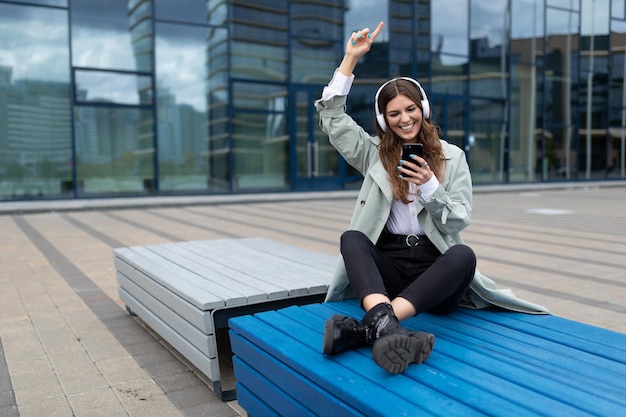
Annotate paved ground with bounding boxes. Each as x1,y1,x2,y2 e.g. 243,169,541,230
1,183,625,417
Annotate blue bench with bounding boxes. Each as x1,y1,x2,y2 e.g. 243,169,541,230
229,299,626,417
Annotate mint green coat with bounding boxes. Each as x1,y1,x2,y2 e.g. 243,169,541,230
315,95,550,314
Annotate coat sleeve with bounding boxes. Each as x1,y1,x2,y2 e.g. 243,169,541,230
314,95,379,174
420,145,473,235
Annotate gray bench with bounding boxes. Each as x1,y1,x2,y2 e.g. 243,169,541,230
114,237,334,400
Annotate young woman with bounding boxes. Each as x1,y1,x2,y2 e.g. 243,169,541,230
315,22,549,374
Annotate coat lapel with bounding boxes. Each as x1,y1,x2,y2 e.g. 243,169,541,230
368,160,393,202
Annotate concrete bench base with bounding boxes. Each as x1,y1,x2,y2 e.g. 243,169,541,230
114,238,334,400
229,299,626,416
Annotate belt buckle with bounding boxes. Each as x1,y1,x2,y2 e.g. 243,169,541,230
405,234,420,247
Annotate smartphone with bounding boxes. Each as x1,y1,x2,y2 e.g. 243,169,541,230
401,143,424,170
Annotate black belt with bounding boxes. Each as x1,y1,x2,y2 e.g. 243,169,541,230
378,231,431,247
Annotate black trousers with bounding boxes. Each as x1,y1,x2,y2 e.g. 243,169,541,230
340,230,476,315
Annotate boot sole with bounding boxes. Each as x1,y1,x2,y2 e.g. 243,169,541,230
371,332,435,374
322,314,347,355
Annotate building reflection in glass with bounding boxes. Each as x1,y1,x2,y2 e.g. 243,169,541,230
1,0,626,201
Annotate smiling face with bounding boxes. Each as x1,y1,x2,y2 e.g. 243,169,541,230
384,93,423,143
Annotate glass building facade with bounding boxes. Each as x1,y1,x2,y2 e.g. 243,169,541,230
1,0,625,201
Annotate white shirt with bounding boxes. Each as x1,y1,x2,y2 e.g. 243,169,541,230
323,70,441,235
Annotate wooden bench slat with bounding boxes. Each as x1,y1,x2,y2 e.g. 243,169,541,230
115,261,214,332
226,238,337,272
233,357,317,417
118,273,217,358
458,308,626,361
230,334,367,417
145,244,279,303
186,240,331,295
435,311,626,389
119,246,247,308
119,287,219,377
235,383,280,417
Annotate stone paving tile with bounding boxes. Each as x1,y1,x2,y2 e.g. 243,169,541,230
0,185,625,416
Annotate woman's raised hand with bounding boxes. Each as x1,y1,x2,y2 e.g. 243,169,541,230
338,21,384,77
346,21,384,58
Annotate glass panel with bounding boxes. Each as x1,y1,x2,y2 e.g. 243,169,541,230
544,6,579,180
232,82,287,110
294,90,338,180
295,91,309,178
290,0,343,84
315,108,338,178
230,1,287,81
155,22,219,193
612,0,626,19
206,0,228,25
74,106,154,196
291,38,343,84
509,60,540,182
71,0,153,72
345,1,388,41
389,0,414,76
206,26,230,190
546,0,578,10
580,0,610,179
469,100,506,184
0,3,72,200
509,0,544,182
581,0,609,35
232,82,288,191
470,0,508,98
609,20,626,178
154,0,206,24
74,70,152,105
7,0,66,6
512,0,545,41
432,0,468,57
439,99,466,149
231,111,288,191
431,55,468,95
345,0,389,78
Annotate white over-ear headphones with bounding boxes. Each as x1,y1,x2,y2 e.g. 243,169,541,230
374,77,430,132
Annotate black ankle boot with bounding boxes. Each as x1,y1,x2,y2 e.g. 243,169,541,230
322,314,370,355
363,303,435,374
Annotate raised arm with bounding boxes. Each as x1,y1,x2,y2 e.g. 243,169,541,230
337,21,385,77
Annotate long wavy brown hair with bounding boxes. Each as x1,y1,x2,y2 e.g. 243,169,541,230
374,78,445,203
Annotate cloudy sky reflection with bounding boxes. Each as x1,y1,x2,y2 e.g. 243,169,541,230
0,0,624,89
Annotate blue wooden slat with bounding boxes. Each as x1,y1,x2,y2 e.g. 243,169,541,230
233,356,317,417
235,382,280,417
458,308,626,362
230,330,366,417
430,320,626,408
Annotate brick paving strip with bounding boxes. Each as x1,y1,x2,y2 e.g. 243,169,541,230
0,338,18,417
2,216,239,417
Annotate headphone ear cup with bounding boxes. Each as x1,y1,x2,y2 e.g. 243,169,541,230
422,99,430,120
376,112,387,132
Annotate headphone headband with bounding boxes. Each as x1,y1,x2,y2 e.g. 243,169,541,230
374,77,430,132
